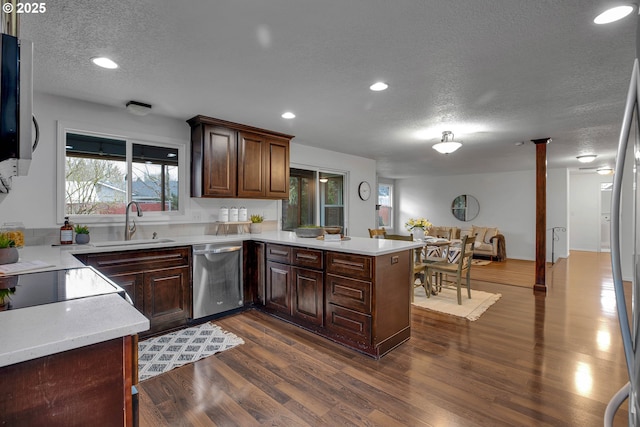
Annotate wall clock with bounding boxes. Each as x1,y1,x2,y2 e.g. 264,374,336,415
358,181,371,201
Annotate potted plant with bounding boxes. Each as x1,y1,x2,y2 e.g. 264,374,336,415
74,224,90,244
0,233,18,265
250,214,264,234
0,286,16,309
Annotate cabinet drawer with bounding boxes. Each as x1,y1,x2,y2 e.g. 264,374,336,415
292,248,323,269
325,304,371,344
326,252,372,280
266,244,292,263
326,274,372,314
83,247,190,275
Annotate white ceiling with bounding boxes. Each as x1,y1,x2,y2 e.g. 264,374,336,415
20,0,637,178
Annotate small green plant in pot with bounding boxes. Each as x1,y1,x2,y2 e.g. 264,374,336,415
74,224,90,244
0,286,16,308
250,214,264,234
0,233,18,265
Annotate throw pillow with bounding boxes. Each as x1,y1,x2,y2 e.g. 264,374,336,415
484,227,498,244
472,226,486,244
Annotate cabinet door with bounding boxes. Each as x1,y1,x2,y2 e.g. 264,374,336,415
237,131,266,198
292,267,323,326
265,137,290,198
200,125,237,197
143,266,191,335
265,261,291,315
109,272,144,311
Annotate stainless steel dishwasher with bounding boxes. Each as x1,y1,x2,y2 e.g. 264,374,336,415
192,243,243,319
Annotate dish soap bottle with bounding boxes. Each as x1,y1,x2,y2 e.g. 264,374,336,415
60,216,73,245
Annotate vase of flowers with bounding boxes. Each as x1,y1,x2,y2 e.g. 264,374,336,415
405,217,432,240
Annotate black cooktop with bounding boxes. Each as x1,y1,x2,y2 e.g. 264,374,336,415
0,267,126,310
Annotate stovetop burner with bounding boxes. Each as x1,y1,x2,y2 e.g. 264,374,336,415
0,267,126,310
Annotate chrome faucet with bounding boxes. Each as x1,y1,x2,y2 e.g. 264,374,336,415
125,201,143,240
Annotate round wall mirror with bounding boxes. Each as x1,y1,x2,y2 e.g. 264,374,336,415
451,195,480,222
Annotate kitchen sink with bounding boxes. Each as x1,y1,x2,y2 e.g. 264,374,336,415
91,238,175,248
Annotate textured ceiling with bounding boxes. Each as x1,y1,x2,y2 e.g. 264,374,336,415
20,0,637,178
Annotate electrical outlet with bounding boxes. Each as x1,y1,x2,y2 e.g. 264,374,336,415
192,211,202,221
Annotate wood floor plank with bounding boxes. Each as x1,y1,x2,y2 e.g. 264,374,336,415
139,251,631,426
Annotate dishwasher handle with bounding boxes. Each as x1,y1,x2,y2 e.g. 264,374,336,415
193,245,242,256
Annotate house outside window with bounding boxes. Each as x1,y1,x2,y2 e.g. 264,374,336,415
59,125,184,222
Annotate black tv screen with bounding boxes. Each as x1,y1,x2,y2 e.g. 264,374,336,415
0,33,19,161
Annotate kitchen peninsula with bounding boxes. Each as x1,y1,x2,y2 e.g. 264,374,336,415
1,232,420,373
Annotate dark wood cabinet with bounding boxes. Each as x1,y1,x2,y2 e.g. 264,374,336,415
188,115,293,200
292,266,323,326
191,125,237,197
76,247,192,338
264,244,324,327
0,337,135,426
250,244,412,358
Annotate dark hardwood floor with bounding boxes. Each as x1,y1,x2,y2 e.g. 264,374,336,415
138,251,630,426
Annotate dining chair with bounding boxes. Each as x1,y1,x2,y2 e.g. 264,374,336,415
368,228,387,239
385,233,413,241
425,235,476,305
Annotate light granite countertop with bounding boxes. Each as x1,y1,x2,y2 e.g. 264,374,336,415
0,231,420,368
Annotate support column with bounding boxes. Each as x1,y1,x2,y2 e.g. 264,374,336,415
532,138,550,294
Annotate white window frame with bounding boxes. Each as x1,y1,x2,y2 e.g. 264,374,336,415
56,120,187,224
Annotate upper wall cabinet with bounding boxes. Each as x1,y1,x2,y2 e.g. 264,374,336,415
188,115,293,199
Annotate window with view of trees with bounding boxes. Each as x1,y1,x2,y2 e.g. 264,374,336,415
282,168,345,231
64,132,180,217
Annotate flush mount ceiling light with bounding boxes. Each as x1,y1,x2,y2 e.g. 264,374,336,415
91,57,118,69
594,5,634,24
577,154,598,163
281,111,296,119
597,167,614,175
369,81,388,91
126,100,152,116
432,131,462,154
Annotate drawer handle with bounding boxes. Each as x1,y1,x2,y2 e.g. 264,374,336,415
296,254,318,261
270,249,289,256
333,259,365,269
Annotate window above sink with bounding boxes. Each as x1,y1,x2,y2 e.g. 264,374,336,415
56,121,187,225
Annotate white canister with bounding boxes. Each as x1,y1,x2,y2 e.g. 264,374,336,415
238,207,248,222
219,207,229,222
229,207,239,222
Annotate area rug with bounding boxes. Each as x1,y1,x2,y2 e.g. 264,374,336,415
138,322,244,381
412,286,501,321
471,259,492,266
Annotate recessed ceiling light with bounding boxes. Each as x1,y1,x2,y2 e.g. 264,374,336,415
126,100,152,116
91,57,119,69
281,112,296,119
594,5,634,24
577,154,597,163
369,82,388,91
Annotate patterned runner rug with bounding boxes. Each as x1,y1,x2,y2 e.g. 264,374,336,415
412,285,501,321
138,322,244,381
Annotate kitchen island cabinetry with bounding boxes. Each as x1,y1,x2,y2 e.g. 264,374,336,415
188,115,292,199
265,244,324,327
75,247,192,338
256,242,411,358
0,336,136,426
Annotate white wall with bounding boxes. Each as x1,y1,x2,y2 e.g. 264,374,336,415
569,173,613,251
394,168,570,261
0,93,377,238
290,144,377,238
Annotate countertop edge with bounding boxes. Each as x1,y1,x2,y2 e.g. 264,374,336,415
0,294,150,368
